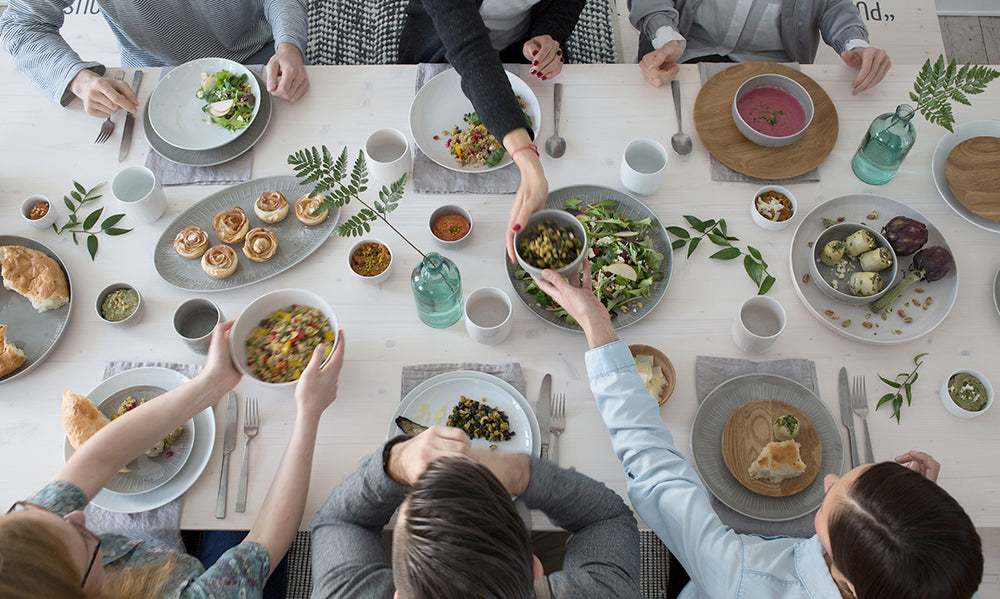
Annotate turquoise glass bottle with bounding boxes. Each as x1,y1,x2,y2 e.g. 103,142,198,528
851,104,917,185
411,252,462,328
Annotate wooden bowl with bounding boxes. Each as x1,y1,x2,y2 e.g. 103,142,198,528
628,344,676,405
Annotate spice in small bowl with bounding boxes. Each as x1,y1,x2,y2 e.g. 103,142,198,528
95,283,143,327
349,239,393,284
20,194,57,230
940,369,993,418
428,204,473,248
750,185,797,231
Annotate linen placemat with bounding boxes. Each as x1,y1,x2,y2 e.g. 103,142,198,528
694,355,818,538
83,361,203,551
401,361,526,399
697,62,820,184
411,63,521,195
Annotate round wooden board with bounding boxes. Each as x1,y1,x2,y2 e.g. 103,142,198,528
693,63,839,179
945,136,1000,222
721,399,822,497
628,344,676,405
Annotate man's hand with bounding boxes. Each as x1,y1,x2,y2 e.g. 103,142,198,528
266,42,310,101
294,331,346,421
469,448,531,496
894,450,940,483
388,426,471,486
639,41,681,87
530,261,618,349
841,46,891,95
523,34,563,80
69,69,139,118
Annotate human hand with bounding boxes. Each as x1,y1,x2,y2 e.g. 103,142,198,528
266,42,310,102
523,35,563,80
505,150,548,262
639,41,682,87
294,331,346,421
69,69,139,118
200,320,242,392
468,448,531,495
387,426,471,485
531,261,618,348
840,46,891,95
894,450,940,483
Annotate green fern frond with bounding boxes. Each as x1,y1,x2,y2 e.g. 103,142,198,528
912,56,999,132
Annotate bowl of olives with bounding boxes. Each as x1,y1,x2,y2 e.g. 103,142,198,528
808,223,899,304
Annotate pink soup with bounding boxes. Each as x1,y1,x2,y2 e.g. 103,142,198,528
736,87,807,137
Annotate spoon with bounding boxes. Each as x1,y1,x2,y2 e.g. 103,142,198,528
544,83,566,158
670,80,693,155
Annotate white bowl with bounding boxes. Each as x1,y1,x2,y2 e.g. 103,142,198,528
808,223,898,304
732,74,814,148
95,283,143,327
348,238,393,285
514,209,588,279
750,185,797,231
429,205,473,249
21,195,56,229
940,369,993,418
230,289,339,387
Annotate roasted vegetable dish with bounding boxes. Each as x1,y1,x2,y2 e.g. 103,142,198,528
446,396,514,442
245,304,335,383
518,220,583,269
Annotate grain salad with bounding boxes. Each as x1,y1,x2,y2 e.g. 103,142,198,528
244,304,335,383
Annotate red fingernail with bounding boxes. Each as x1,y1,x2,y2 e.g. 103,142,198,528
541,76,547,80
532,50,538,56
530,69,536,74
513,224,522,232
533,60,538,66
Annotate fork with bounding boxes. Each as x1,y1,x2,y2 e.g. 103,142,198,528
549,393,565,466
94,71,125,144
235,396,259,513
852,376,875,464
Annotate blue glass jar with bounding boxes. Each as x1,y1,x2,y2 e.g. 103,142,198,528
851,104,917,185
411,252,462,328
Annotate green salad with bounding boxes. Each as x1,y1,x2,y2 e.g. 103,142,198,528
514,198,664,324
195,69,256,131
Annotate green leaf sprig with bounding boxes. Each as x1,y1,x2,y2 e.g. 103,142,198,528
666,215,776,295
910,56,999,132
876,352,928,423
52,181,132,260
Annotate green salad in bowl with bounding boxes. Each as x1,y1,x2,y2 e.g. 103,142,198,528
196,70,256,131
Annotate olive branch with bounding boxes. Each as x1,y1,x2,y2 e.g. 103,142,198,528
52,181,132,260
876,352,928,423
666,216,776,295
910,56,999,132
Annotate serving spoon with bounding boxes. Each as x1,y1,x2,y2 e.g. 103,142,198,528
670,80,693,155
544,83,566,158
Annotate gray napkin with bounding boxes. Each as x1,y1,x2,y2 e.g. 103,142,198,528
698,62,820,184
694,355,818,538
412,63,521,195
401,362,526,399
83,361,203,551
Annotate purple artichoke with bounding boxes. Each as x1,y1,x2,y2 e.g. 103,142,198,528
872,246,953,311
882,216,928,256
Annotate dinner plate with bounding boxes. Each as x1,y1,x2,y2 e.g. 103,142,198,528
789,194,958,344
148,58,262,151
409,68,542,173
690,374,843,521
154,176,340,291
994,267,1000,319
144,70,272,167
387,371,541,457
0,236,73,384
931,120,1000,233
505,185,673,332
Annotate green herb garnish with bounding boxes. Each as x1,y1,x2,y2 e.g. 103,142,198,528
667,216,775,295
51,181,132,260
876,352,928,423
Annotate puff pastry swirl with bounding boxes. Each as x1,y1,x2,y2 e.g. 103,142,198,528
213,207,250,243
201,244,238,279
243,227,278,262
254,191,289,223
295,193,328,225
173,225,210,259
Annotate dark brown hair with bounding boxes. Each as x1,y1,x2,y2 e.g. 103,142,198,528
829,462,982,599
393,457,533,599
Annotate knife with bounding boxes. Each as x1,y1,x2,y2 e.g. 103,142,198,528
216,391,238,518
118,70,143,162
839,368,860,470
537,374,551,461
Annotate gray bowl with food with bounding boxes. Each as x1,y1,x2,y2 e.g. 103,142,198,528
808,223,898,304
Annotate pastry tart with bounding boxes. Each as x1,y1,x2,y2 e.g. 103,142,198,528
201,245,238,279
243,227,278,262
212,207,250,243
295,193,328,225
254,191,289,223
173,225,210,259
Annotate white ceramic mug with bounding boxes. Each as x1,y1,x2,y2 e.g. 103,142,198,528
731,296,786,354
464,287,513,345
620,139,668,196
364,128,411,184
173,298,223,354
112,166,166,223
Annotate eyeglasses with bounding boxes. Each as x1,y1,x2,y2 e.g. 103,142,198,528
6,501,101,588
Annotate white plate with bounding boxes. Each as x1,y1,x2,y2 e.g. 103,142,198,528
148,58,262,151
387,371,540,457
931,120,1000,234
994,267,1000,319
789,194,958,344
409,68,542,173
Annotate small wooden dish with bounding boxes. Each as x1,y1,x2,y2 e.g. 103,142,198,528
945,136,1000,222
628,344,676,405
720,399,822,497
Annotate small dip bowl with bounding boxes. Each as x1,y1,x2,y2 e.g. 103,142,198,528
940,369,993,418
95,283,143,327
348,238,393,285
751,185,797,231
808,223,898,304
514,209,588,279
732,74,814,148
628,344,676,405
21,194,57,230
429,205,473,249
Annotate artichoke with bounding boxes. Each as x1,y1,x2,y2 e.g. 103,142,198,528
882,216,928,256
872,246,953,311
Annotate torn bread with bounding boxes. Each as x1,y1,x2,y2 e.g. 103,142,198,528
748,440,807,483
1,246,70,312
61,389,110,450
0,325,27,377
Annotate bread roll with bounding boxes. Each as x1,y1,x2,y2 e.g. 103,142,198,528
747,440,806,483
0,246,70,312
0,324,27,377
254,191,289,223
295,194,328,225
62,389,110,451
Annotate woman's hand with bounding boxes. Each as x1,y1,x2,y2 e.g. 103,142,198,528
895,450,940,483
68,69,139,118
503,128,548,262
387,426,472,486
199,320,241,392
266,42,310,101
523,35,563,80
531,261,619,349
840,46,891,95
294,331,346,422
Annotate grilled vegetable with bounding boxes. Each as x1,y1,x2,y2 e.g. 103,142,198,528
395,416,429,436
844,229,877,258
859,247,894,272
872,246,953,311
819,240,845,266
882,216,928,256
849,271,884,296
446,396,514,442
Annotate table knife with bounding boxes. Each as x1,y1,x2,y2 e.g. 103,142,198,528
537,374,551,460
839,368,860,470
216,391,237,518
118,70,143,162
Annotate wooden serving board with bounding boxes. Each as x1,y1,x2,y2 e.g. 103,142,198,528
945,136,1000,222
721,399,822,497
693,62,839,180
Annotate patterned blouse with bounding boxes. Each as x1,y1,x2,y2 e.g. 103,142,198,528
29,481,270,598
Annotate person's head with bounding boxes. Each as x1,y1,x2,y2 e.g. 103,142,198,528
391,457,535,599
815,462,982,599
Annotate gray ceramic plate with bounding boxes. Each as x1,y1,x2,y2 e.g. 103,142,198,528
994,267,1000,319
690,373,843,521
153,176,340,291
0,236,73,384
505,185,673,332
